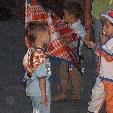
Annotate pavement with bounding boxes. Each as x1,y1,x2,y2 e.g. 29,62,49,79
0,19,105,113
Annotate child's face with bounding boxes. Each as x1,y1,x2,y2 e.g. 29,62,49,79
36,28,51,44
63,10,73,23
103,20,113,36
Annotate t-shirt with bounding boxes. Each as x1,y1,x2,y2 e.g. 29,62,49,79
69,19,86,56
92,0,113,19
26,59,51,96
95,36,113,81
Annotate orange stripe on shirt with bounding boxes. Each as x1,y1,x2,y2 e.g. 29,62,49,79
96,46,113,62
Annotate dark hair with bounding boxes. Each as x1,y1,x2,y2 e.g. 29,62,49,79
25,21,48,44
63,2,83,19
100,16,113,26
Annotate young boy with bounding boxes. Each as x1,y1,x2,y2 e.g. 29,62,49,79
23,21,51,113
53,2,86,101
86,10,113,113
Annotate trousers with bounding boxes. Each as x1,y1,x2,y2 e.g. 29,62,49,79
88,76,113,113
30,96,51,113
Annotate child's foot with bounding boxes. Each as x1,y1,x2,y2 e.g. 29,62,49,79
69,95,80,101
52,93,67,102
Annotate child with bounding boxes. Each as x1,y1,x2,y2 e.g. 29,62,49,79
23,21,51,113
53,2,86,101
86,10,113,113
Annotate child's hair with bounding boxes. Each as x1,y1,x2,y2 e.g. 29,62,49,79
100,16,113,26
63,2,82,19
25,21,48,44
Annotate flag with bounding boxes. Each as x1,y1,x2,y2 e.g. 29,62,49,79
25,0,79,68
25,0,48,26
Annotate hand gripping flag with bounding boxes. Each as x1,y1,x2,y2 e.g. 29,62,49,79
25,0,80,69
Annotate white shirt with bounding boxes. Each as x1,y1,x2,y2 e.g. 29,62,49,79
98,37,113,81
69,19,86,56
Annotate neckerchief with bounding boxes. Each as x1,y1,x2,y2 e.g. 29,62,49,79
25,46,47,74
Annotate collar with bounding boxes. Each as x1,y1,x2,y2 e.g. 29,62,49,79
70,19,81,28
32,45,46,52
101,35,113,46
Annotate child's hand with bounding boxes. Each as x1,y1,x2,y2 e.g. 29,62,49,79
40,96,48,106
85,41,96,48
100,32,108,44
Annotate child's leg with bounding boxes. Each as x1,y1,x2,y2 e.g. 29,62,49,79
71,67,81,100
88,77,105,113
103,80,113,113
30,96,40,113
60,62,68,95
52,62,68,101
40,103,50,113
40,96,51,113
30,96,51,113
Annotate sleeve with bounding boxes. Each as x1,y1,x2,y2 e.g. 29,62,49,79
76,25,86,38
105,38,113,54
95,38,113,62
31,61,47,79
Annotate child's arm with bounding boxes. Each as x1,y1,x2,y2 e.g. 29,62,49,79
100,32,109,44
39,77,48,105
85,37,113,62
105,38,113,53
95,38,113,62
85,41,96,49
101,38,113,62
